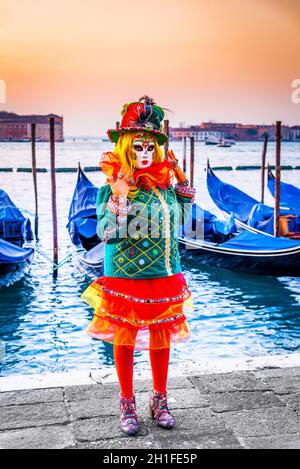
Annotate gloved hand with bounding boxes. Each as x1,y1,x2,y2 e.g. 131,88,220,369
167,150,189,185
110,170,131,196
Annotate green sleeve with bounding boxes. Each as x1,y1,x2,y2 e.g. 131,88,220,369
95,184,128,243
96,184,113,241
96,184,112,221
175,192,194,227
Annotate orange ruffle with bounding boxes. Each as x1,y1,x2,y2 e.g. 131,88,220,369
100,151,174,190
81,273,193,350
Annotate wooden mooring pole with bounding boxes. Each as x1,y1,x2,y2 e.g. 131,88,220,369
50,117,58,274
190,136,195,187
31,123,39,238
260,134,268,204
274,121,281,237
182,136,187,174
163,119,169,159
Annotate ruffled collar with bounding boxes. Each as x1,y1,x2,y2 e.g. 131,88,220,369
100,152,173,190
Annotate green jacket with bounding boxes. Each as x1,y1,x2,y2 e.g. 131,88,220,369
96,184,193,279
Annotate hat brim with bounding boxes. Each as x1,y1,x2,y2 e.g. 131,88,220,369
107,127,168,146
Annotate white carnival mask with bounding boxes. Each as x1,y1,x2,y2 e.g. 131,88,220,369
132,137,155,169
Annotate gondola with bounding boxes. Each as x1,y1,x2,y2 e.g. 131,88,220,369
69,166,300,277
67,164,104,274
179,204,300,276
206,160,300,236
268,167,300,215
0,189,34,287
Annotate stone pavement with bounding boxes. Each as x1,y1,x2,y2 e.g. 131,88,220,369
0,366,300,449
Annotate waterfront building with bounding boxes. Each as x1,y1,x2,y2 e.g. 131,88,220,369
170,122,296,142
290,126,300,141
0,112,64,142
170,125,225,142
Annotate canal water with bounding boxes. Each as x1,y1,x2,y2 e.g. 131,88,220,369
0,139,300,376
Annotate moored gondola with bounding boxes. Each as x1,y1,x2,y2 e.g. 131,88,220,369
268,167,300,215
67,164,104,274
206,160,300,236
179,203,300,276
0,189,34,287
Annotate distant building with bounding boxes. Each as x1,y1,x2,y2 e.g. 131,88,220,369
234,124,291,141
199,122,238,137
170,122,297,142
0,112,64,142
290,126,300,141
170,125,225,142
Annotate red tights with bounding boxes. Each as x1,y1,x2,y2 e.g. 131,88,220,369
114,341,170,399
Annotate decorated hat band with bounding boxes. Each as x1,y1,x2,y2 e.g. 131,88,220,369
107,96,168,146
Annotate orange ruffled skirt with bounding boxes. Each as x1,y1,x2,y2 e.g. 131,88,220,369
81,272,193,350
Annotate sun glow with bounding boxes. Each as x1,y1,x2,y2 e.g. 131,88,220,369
1,0,299,135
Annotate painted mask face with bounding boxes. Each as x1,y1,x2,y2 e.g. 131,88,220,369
132,135,155,169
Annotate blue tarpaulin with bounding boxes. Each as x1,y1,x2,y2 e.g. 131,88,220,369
206,164,297,235
221,229,300,251
76,218,97,239
0,238,33,263
67,166,98,246
0,189,33,242
68,167,98,223
179,203,236,240
268,172,300,214
207,165,258,223
183,203,300,250
247,203,275,235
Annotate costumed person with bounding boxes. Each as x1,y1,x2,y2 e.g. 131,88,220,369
81,96,196,436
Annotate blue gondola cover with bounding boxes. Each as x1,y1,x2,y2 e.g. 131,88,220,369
180,203,236,240
268,171,300,214
0,238,33,263
221,229,300,251
207,164,297,235
0,189,33,243
67,166,98,246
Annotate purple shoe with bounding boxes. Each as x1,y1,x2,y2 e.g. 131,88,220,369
149,390,175,429
120,394,138,436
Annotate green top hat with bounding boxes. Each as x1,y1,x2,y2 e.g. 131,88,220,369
107,96,168,146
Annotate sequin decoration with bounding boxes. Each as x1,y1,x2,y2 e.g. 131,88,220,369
151,187,172,276
95,310,185,326
100,285,190,304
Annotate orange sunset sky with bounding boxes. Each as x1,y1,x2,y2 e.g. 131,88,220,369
0,0,300,136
